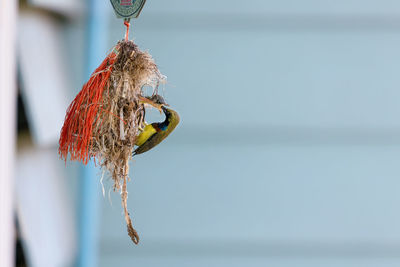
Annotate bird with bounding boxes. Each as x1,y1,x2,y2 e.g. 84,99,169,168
134,95,180,156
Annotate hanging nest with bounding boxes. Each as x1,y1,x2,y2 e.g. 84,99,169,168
59,40,165,244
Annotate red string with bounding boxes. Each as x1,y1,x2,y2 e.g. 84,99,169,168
124,20,130,41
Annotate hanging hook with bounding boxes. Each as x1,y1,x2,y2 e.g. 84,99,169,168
110,0,147,20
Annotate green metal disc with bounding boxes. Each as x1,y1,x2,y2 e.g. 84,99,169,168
110,0,147,19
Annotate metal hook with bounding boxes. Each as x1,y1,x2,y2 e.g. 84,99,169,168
110,0,147,20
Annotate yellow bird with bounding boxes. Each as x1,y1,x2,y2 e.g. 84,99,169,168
134,95,180,156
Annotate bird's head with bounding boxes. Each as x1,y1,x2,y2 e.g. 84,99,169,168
139,94,169,114
148,94,168,106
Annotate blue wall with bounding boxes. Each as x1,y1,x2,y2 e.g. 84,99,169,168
98,1,400,266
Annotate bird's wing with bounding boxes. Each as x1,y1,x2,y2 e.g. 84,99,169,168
133,127,166,155
135,124,157,146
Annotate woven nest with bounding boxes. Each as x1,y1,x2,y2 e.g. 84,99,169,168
59,40,165,244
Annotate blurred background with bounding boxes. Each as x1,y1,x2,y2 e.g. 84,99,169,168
2,0,400,267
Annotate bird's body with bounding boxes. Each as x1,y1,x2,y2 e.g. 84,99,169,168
135,124,157,146
134,106,180,155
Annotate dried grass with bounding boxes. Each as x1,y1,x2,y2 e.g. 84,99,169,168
61,40,165,244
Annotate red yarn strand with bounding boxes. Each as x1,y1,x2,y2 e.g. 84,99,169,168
124,20,130,41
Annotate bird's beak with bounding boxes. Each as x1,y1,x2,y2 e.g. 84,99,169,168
139,96,164,113
138,96,151,105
